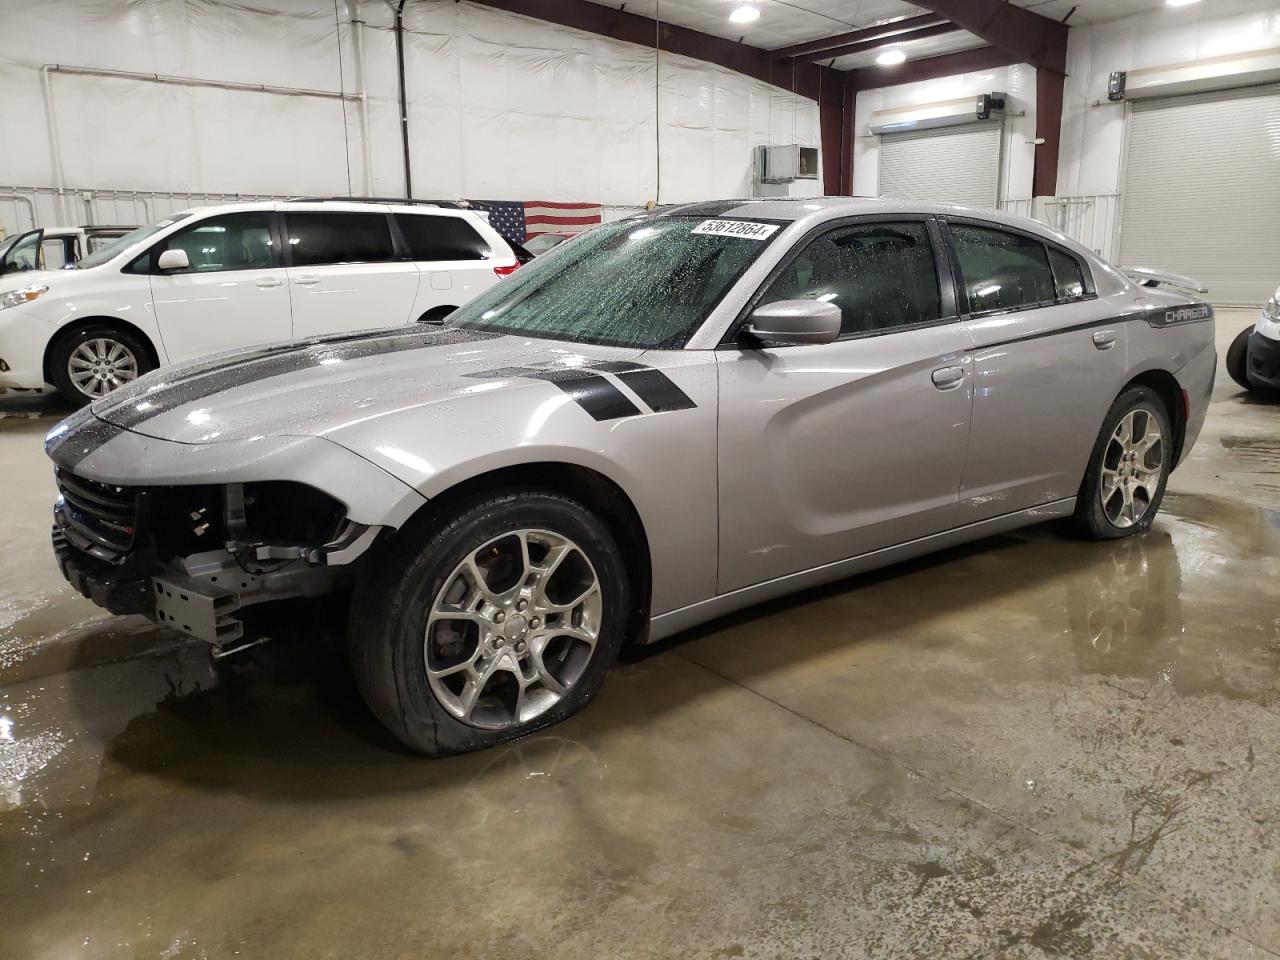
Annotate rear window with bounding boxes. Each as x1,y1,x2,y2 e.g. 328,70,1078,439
284,212,395,267
396,214,491,261
1047,245,1087,300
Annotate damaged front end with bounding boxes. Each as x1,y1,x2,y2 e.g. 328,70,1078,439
52,469,381,650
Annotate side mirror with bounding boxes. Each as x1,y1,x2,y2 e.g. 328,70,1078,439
156,248,190,272
745,299,841,347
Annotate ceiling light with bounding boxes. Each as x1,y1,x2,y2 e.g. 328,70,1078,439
876,48,907,66
729,4,760,24
1165,0,1201,6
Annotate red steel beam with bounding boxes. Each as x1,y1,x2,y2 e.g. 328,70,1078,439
1034,68,1065,197
802,21,961,64
772,13,947,60
466,0,842,104
908,0,1067,73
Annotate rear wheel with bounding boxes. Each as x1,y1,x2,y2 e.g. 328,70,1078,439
50,325,154,405
1072,385,1172,540
348,489,630,756
1225,325,1252,391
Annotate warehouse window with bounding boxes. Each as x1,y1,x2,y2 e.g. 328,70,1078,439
760,222,940,337
950,224,1057,315
154,212,276,273
395,214,490,261
285,212,395,267
1046,245,1087,301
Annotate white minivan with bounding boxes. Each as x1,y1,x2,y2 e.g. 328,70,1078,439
0,199,520,403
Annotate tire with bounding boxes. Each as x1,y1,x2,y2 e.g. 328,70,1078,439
1072,385,1173,541
348,489,631,756
1225,325,1252,391
50,324,154,405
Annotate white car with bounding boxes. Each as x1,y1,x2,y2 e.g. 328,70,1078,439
0,224,139,275
0,200,519,403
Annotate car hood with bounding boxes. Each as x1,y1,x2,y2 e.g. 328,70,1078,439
0,267,67,291
89,325,643,444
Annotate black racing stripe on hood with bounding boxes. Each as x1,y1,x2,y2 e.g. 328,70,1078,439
587,361,696,413
463,366,641,421
97,327,500,429
45,414,127,469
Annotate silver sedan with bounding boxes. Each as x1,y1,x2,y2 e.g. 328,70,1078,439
46,198,1216,755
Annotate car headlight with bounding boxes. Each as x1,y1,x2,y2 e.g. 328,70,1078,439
0,285,49,311
1265,293,1280,323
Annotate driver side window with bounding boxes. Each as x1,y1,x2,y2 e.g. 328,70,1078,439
153,213,277,274
760,221,941,338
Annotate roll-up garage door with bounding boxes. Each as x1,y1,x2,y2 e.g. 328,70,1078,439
879,123,1001,209
1119,84,1280,305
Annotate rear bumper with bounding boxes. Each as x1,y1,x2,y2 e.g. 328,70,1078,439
1247,331,1280,390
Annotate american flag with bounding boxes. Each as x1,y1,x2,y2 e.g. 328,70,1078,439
467,200,602,245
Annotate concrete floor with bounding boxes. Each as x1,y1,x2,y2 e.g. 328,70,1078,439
1,310,1277,959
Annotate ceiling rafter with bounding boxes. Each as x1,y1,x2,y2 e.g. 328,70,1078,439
771,13,950,61
908,0,1068,73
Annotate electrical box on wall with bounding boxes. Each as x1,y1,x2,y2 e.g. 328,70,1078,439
756,144,819,183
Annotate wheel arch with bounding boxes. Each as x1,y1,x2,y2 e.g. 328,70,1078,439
43,316,162,385
1122,368,1187,466
388,461,653,644
416,305,459,325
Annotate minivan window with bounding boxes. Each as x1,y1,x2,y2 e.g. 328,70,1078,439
84,216,191,271
1046,245,1087,300
950,224,1057,314
395,214,490,261
154,212,276,273
760,222,940,337
285,212,394,267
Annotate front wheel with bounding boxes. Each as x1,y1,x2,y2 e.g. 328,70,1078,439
1072,385,1172,540
348,490,631,756
50,325,154,405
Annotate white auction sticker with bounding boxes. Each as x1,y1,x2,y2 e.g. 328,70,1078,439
691,219,780,241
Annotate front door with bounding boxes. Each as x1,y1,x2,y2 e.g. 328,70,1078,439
282,210,420,337
147,211,293,363
715,218,975,593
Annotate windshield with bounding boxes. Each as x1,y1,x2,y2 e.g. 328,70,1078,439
448,216,783,349
73,214,192,270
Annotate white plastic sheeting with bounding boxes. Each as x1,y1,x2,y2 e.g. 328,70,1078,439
0,0,819,233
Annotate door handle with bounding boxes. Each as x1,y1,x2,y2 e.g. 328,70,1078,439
293,274,320,286
1092,330,1117,350
931,365,966,389
255,277,284,288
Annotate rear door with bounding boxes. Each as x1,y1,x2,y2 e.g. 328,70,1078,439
715,217,975,592
283,209,420,336
946,219,1128,522
393,212,502,320
146,211,293,362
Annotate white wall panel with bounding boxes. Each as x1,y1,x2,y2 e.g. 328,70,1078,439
0,0,819,234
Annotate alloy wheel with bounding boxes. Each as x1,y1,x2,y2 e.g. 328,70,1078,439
1100,408,1164,528
425,529,602,729
68,338,139,398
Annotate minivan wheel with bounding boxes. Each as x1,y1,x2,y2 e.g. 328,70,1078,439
1225,326,1252,391
51,325,154,405
1072,385,1172,541
348,489,630,756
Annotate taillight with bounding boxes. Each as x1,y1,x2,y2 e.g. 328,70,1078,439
493,264,519,278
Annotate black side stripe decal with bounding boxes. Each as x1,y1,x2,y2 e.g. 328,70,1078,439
46,415,127,470
463,367,640,421
587,361,697,412
975,304,1213,351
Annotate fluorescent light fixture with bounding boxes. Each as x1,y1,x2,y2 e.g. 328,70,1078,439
729,4,760,24
876,48,907,66
1165,0,1200,5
